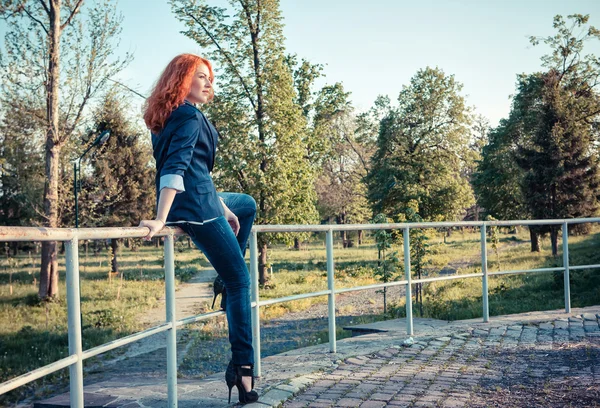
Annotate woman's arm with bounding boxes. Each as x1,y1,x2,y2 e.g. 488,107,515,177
139,187,177,240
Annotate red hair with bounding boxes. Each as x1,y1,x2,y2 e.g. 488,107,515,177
143,53,214,133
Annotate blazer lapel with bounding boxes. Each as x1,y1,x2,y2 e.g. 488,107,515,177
201,114,218,172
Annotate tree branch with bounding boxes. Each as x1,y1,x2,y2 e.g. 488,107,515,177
184,11,256,111
23,5,49,35
107,78,147,99
60,0,83,31
38,0,50,16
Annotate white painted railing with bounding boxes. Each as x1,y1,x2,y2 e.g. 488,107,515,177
0,217,599,407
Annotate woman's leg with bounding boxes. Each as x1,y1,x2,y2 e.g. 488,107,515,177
180,218,254,365
217,192,256,257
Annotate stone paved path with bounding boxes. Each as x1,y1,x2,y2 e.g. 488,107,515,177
281,311,600,408
33,306,600,407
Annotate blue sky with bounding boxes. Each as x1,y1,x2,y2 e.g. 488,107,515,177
4,0,600,126
113,0,600,126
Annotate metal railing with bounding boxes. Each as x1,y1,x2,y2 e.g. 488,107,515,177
0,217,599,407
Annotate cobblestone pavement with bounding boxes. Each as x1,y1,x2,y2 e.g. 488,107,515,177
32,306,600,407
282,311,600,408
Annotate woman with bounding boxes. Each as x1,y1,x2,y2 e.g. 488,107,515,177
139,53,258,405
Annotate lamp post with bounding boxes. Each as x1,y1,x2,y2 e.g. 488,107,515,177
74,130,111,228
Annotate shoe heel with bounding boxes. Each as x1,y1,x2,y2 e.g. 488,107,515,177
211,293,217,309
227,384,233,403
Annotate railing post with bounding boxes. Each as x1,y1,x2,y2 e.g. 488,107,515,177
403,227,413,336
481,224,489,323
65,238,83,408
563,222,571,313
164,234,178,408
249,230,261,377
326,229,337,353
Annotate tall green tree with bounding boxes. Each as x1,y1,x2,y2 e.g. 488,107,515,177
0,0,131,298
472,118,528,222
515,15,600,255
80,90,155,272
171,0,319,284
367,67,475,222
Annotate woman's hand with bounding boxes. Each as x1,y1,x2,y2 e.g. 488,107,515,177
224,208,240,236
139,219,165,240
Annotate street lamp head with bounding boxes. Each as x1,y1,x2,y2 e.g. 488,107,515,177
93,130,111,147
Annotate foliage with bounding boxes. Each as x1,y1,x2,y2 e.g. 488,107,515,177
367,67,475,222
171,0,319,283
0,0,131,298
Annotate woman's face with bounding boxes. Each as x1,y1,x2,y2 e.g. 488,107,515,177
186,64,212,104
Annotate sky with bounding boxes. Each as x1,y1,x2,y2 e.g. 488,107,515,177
4,0,600,126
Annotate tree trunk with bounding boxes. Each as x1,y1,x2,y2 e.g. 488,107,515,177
294,237,300,250
550,227,559,257
39,242,59,298
110,239,119,273
383,287,387,314
357,230,363,245
39,0,63,299
259,242,269,285
39,143,61,299
529,228,541,252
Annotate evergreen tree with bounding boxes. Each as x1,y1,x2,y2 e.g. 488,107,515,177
472,118,528,222
0,103,45,229
82,90,155,272
516,15,600,255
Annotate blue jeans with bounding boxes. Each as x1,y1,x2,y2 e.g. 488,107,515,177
179,192,256,366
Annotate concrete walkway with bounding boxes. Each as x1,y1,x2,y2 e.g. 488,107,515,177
34,306,600,408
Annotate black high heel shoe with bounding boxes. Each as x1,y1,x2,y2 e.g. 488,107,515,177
212,276,227,311
225,361,258,404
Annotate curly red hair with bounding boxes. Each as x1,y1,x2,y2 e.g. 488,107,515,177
143,53,214,133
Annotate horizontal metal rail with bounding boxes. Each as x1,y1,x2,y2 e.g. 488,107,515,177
255,290,332,307
176,310,226,327
488,267,565,277
2,216,600,242
0,355,79,395
1,216,600,405
413,273,484,284
82,323,172,360
336,280,409,294
570,264,600,271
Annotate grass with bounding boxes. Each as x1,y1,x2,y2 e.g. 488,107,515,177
2,225,600,404
0,238,207,404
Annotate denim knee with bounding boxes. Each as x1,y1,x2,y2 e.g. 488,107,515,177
225,272,250,291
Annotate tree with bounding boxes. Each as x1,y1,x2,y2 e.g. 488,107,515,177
515,15,600,255
398,200,430,316
172,0,319,284
372,213,401,314
81,90,155,272
312,83,372,242
0,103,45,231
472,118,528,221
0,0,131,298
367,67,475,222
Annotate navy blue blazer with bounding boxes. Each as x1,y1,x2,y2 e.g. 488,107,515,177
152,101,224,224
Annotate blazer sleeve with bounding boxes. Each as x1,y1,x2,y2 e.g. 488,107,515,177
158,110,200,193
